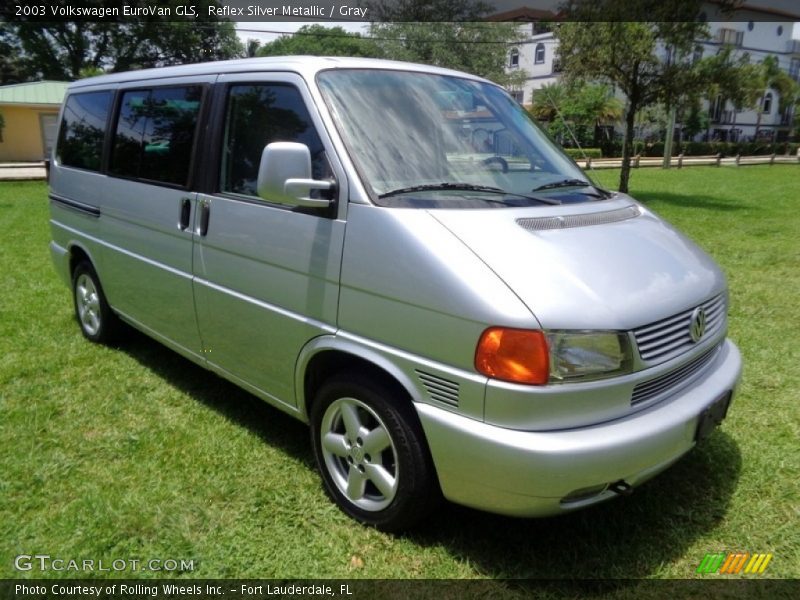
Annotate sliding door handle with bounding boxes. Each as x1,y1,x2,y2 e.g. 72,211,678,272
198,201,210,237
178,197,191,230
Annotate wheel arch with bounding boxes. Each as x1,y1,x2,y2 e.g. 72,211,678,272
296,337,424,424
67,241,99,278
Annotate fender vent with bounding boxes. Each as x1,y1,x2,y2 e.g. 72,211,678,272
415,370,460,407
517,205,640,231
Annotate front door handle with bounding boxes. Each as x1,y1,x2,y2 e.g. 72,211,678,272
178,197,191,230
198,201,210,237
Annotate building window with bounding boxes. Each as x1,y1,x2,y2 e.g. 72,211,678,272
762,92,773,114
777,25,783,37
709,94,723,122
717,28,743,47
747,21,754,31
790,58,800,82
508,48,519,69
511,90,524,104
535,43,545,64
692,46,703,63
532,22,551,35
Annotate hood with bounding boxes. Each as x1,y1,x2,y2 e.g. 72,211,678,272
430,196,725,331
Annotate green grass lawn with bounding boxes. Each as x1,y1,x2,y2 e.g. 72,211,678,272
0,167,798,590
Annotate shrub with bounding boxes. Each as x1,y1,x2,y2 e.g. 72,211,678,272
562,147,602,159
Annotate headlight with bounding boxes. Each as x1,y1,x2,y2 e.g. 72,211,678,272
475,327,631,385
546,331,632,382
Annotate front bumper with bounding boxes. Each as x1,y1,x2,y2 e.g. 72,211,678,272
416,339,741,517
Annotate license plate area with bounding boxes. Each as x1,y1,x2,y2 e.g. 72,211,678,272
695,391,732,443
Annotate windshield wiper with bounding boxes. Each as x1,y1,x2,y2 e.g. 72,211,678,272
532,178,593,192
532,178,614,199
379,182,561,205
380,183,506,198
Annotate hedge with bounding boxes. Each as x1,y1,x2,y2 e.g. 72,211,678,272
562,148,603,159
600,140,799,158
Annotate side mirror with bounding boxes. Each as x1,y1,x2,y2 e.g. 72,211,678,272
256,142,332,208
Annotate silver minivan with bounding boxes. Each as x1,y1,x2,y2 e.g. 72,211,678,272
49,57,742,530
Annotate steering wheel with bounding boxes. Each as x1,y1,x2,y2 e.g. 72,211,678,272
482,156,508,173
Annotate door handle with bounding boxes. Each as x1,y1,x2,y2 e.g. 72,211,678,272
178,197,191,230
198,201,210,237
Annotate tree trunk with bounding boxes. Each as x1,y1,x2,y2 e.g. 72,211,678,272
754,94,764,140
619,102,637,193
663,105,677,169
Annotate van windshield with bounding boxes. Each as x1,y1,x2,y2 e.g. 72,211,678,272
316,69,606,208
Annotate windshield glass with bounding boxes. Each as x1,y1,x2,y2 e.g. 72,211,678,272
317,68,604,208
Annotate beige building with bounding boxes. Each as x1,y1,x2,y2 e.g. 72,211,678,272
0,81,68,162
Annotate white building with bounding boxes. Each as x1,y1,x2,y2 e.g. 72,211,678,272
504,5,800,142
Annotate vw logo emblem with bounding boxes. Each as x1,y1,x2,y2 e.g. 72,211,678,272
690,307,706,343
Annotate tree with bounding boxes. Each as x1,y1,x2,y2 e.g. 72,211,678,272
556,1,708,192
0,26,26,84
528,82,567,123
695,46,762,141
529,81,622,147
370,22,526,87
244,39,261,58
257,25,382,59
753,55,799,141
366,0,525,87
9,1,242,81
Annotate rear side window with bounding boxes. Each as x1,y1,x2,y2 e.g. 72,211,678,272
56,91,112,171
220,84,329,197
110,86,203,186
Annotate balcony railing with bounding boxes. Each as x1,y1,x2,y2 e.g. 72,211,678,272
716,28,743,47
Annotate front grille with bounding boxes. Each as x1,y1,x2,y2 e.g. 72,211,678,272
633,293,726,363
516,205,640,232
416,370,460,407
631,345,720,406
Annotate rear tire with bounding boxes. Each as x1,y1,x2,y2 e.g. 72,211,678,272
310,373,440,531
71,261,122,344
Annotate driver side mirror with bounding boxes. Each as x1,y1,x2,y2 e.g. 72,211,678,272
256,142,332,208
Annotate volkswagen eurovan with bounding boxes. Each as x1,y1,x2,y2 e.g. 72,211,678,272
49,57,741,530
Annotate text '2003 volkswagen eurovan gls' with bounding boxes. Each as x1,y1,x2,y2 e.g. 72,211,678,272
49,57,741,531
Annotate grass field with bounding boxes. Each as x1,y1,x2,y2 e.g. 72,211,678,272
0,167,798,592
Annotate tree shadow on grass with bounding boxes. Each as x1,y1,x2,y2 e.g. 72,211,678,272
634,191,746,212
117,328,741,586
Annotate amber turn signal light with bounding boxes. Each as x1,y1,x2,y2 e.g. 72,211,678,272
475,327,549,385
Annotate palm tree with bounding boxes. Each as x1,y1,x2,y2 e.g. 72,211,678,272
753,55,797,141
529,82,622,147
528,82,567,122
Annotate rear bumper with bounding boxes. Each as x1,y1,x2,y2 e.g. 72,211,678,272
417,339,741,517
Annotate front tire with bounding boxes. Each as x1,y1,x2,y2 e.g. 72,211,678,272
72,261,122,344
310,374,439,531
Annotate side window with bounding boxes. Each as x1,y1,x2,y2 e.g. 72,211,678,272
56,91,112,171
221,84,329,197
110,86,202,186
